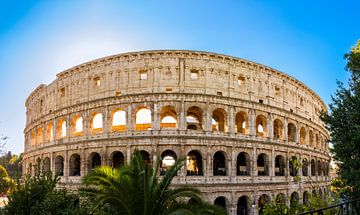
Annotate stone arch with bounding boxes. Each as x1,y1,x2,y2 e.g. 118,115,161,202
237,152,251,176
302,158,309,176
55,155,64,176
276,193,286,204
71,115,84,135
160,106,177,129
42,157,50,172
316,133,320,148
303,191,310,205
56,118,67,139
311,159,316,176
257,153,269,176
289,156,298,177
290,192,300,204
287,123,297,142
45,123,53,142
69,153,81,176
111,109,126,132
35,158,41,173
273,119,283,139
214,196,227,211
37,127,43,144
187,150,203,176
258,194,271,214
256,115,267,137
212,108,227,132
318,160,323,176
237,195,251,215
235,111,248,134
88,152,102,171
275,155,285,176
135,107,152,131
110,151,125,168
91,112,103,133
160,150,177,175
139,150,151,164
300,127,306,144
186,106,203,130
213,151,227,176
309,130,314,146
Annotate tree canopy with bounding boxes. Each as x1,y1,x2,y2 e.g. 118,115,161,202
322,40,360,199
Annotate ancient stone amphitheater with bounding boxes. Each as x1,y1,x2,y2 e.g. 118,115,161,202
23,50,330,214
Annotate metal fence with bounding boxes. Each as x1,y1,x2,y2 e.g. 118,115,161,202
299,199,360,215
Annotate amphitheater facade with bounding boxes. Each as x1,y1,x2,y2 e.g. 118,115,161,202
23,50,331,214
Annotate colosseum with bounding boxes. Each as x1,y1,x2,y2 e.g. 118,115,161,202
23,50,331,214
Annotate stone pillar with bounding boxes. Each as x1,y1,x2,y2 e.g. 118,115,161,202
81,148,86,176
249,109,256,136
204,103,211,132
128,105,134,131
103,106,110,135
64,149,68,178
284,117,288,142
229,106,235,134
152,103,160,131
270,147,275,177
179,100,186,130
269,113,274,139
84,111,90,136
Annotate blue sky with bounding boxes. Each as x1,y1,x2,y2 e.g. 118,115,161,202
0,0,359,154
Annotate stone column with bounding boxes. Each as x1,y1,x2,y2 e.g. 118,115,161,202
229,106,235,134
204,103,211,132
152,103,160,131
179,99,186,130
128,104,134,131
249,109,256,136
103,106,110,135
269,113,274,139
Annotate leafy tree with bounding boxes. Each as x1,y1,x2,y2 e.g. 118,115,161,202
2,171,89,215
81,150,226,215
0,165,15,196
322,40,360,199
0,152,22,180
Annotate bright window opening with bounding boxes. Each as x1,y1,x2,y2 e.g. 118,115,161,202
93,113,103,129
112,110,126,126
75,117,83,132
61,121,67,137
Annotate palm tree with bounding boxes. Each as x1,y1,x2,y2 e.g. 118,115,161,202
81,150,226,215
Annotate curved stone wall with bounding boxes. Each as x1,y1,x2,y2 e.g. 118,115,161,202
23,50,331,214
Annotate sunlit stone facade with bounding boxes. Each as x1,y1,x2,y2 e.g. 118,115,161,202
23,50,331,214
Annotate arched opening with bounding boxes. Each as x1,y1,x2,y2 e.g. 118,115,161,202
160,106,177,129
273,119,283,139
212,108,227,132
237,152,250,176
303,191,310,205
290,192,300,205
31,130,36,145
318,160,322,176
300,127,306,144
91,113,103,133
275,155,285,176
55,156,64,176
112,110,126,132
111,151,125,168
135,108,152,130
309,130,314,146
276,193,286,205
56,119,67,139
139,150,151,164
237,196,250,215
89,152,101,170
311,159,316,176
69,154,81,176
256,115,267,137
186,106,203,130
214,196,227,210
160,150,177,175
213,151,226,176
316,133,320,148
287,123,296,142
289,156,298,177
35,158,41,173
45,123,53,142
235,112,248,134
257,153,269,176
43,157,50,172
37,128,43,144
258,194,270,214
187,150,203,176
71,116,83,135
302,159,309,176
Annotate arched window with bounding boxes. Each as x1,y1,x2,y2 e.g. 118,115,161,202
213,151,226,176
139,150,151,164
303,191,310,205
212,108,227,132
257,153,269,176
287,123,296,142
237,152,250,176
300,127,306,144
237,196,250,215
135,108,152,130
111,151,125,168
276,193,286,205
256,115,267,137
92,113,103,132
289,156,298,177
235,112,248,134
275,155,285,176
273,119,283,139
186,106,203,130
45,123,53,142
160,106,177,129
61,121,67,138
112,110,126,132
302,159,309,176
311,159,316,176
258,194,270,214
43,157,50,172
290,192,300,205
89,152,101,170
69,154,81,176
37,128,43,144
309,130,314,146
214,196,227,210
55,156,64,176
71,116,83,135
187,151,203,176
160,150,177,175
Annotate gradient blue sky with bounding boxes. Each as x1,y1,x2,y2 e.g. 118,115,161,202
0,0,359,154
